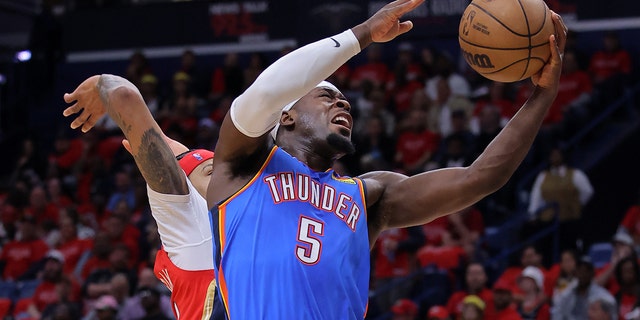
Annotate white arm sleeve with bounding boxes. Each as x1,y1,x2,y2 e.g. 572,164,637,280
148,177,213,270
230,29,361,137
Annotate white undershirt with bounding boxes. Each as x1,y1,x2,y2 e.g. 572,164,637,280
147,177,213,270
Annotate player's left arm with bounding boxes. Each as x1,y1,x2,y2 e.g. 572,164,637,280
364,12,568,236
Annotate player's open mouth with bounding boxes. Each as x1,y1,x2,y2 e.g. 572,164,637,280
331,113,352,130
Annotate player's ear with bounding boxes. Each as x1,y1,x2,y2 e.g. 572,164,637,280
280,111,295,127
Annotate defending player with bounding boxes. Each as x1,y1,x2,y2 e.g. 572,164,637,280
63,75,221,319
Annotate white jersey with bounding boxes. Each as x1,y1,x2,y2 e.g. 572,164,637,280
147,177,213,271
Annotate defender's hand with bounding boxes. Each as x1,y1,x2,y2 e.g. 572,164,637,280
62,75,105,133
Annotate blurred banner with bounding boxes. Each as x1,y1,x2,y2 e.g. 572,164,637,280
61,0,636,56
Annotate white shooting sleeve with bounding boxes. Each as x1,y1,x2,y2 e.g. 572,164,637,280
229,29,361,137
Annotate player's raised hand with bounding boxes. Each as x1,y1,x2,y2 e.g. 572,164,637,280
352,0,425,46
531,12,567,89
62,75,105,133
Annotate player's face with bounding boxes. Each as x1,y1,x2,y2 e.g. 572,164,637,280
188,159,214,198
293,87,355,157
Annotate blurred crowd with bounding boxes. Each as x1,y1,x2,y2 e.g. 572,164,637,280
0,28,638,320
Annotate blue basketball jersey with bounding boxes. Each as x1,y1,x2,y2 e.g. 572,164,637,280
209,146,370,320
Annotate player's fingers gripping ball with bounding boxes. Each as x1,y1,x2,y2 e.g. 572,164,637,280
459,0,555,83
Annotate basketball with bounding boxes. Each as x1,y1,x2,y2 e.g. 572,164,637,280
459,0,555,83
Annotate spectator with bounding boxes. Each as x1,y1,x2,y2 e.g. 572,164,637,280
210,52,244,100
425,54,471,102
46,178,73,211
372,226,424,312
446,262,493,319
461,295,485,320
103,213,139,267
111,272,132,310
137,286,172,320
495,246,547,295
588,32,631,87
0,214,49,280
350,43,389,90
27,250,80,317
612,256,640,319
83,244,136,302
595,230,637,294
124,51,153,88
352,115,395,173
177,49,209,98
119,268,173,320
471,81,516,132
81,232,112,280
390,298,418,320
40,276,82,320
619,190,640,251
430,78,473,137
428,305,451,320
394,108,440,175
9,137,48,187
527,147,593,255
547,249,579,300
352,86,396,138
25,184,60,227
54,211,92,275
105,171,136,214
552,257,617,320
430,109,476,170
548,50,592,136
587,297,618,320
83,294,119,320
488,279,523,320
139,74,162,118
243,52,268,90
516,266,550,320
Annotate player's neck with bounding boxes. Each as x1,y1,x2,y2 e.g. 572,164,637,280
280,142,334,172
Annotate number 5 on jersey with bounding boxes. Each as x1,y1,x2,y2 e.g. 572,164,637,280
296,216,324,265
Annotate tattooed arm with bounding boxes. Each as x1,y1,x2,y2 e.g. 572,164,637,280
63,74,188,195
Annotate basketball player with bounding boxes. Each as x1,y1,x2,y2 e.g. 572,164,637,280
62,75,221,319
207,0,568,318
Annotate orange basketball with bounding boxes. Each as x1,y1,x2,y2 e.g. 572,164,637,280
459,0,555,83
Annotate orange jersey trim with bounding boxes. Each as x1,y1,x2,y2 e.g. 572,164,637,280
218,268,231,319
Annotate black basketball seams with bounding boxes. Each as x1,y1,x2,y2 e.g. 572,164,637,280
529,1,549,36
459,37,550,51
516,0,533,81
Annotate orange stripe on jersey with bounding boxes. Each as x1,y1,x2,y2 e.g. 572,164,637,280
218,206,226,252
219,145,279,207
364,301,369,318
218,268,231,319
354,178,368,221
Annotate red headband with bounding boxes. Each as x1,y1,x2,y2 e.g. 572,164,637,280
177,149,214,176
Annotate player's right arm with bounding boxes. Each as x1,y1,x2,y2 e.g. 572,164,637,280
63,75,188,195
209,0,424,206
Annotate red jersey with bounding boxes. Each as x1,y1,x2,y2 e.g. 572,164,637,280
154,248,216,320
621,205,640,240
57,238,92,275
395,130,439,168
0,240,49,280
589,50,631,82
374,228,414,279
32,279,80,311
